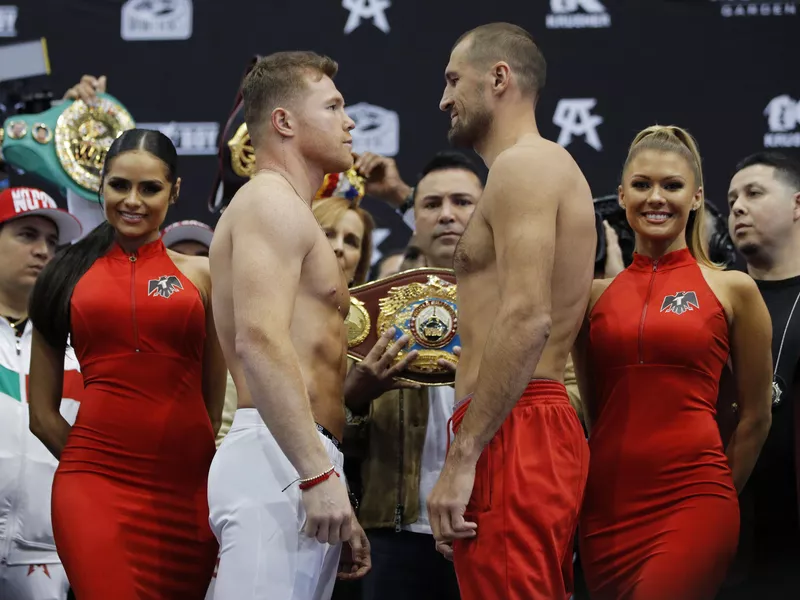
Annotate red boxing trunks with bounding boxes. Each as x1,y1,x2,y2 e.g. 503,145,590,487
451,379,589,600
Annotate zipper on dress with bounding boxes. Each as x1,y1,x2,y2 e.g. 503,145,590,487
638,261,658,364
130,255,140,352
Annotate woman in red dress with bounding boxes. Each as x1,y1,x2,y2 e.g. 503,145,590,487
573,125,773,600
27,129,226,599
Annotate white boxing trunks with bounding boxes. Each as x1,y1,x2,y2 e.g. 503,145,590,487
207,409,346,600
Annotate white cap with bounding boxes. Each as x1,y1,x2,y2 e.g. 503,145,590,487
160,219,214,248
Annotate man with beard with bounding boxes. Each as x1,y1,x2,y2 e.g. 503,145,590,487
207,51,370,600
426,23,596,600
722,152,800,597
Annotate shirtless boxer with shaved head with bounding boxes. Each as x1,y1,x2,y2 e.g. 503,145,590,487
426,23,596,600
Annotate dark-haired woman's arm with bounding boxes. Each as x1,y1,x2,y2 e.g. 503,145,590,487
201,270,227,436
29,328,72,459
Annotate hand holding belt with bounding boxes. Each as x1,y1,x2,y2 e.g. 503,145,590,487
346,268,459,386
2,93,135,203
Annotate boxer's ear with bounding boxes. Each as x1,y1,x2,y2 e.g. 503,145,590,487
271,107,295,138
492,61,511,94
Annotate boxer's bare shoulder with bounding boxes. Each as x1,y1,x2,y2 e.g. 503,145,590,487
209,174,318,412
454,138,586,270
218,173,317,238
453,136,595,396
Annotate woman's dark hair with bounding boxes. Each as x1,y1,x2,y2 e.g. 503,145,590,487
29,129,178,348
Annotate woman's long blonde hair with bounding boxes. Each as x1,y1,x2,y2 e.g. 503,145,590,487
623,125,721,269
312,196,375,286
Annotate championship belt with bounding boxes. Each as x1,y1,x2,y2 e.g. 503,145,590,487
1,93,135,203
346,268,459,386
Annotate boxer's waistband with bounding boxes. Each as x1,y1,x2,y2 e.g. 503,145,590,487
315,422,341,450
453,378,569,412
230,408,341,449
448,380,570,449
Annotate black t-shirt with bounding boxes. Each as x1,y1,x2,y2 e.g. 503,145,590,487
749,276,800,556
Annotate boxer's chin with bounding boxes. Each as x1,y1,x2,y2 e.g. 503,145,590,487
448,122,475,148
324,149,354,175
448,111,491,149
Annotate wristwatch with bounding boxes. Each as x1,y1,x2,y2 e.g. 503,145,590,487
398,187,416,214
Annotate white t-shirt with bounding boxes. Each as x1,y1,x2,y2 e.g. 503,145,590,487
403,385,455,535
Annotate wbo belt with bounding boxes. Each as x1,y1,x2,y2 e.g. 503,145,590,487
2,93,135,203
316,422,341,450
346,268,460,386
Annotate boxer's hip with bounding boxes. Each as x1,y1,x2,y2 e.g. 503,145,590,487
449,380,588,600
208,409,344,520
206,408,344,600
225,408,342,463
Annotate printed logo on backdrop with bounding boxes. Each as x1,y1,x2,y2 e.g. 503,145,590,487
553,99,603,151
713,0,797,17
764,95,800,148
0,5,18,37
121,0,193,41
346,103,400,157
546,0,611,29
342,0,391,34
136,122,219,155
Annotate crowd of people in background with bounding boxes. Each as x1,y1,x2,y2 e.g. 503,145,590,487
1,20,800,600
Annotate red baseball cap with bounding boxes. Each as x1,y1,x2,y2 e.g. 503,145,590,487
0,187,83,244
161,220,214,248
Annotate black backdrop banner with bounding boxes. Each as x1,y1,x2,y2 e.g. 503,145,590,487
4,0,798,265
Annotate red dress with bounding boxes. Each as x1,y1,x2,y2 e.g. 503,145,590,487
52,239,218,599
579,248,739,600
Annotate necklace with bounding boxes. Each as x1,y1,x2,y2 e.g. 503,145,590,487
3,314,27,337
771,288,800,407
255,169,306,201
254,170,344,312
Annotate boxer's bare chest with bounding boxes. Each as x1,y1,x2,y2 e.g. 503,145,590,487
454,210,494,280
302,236,350,320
